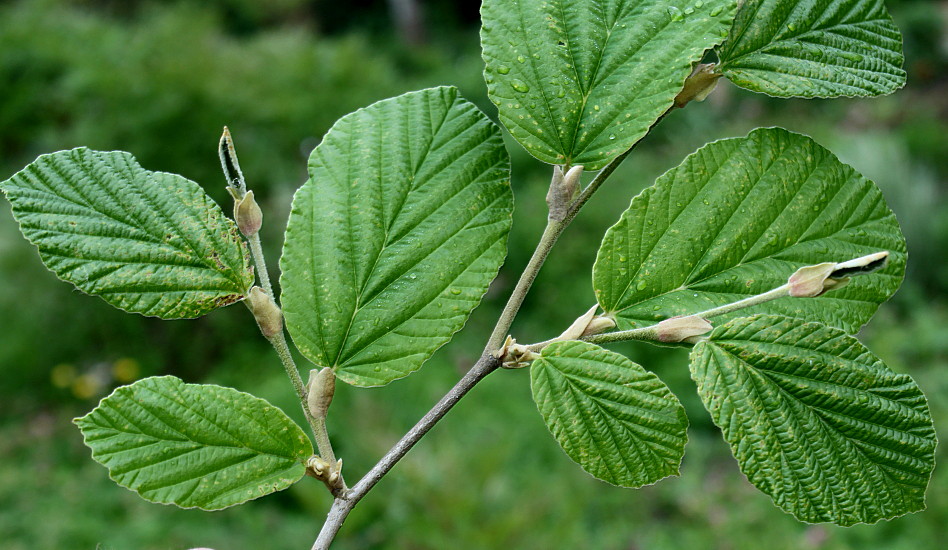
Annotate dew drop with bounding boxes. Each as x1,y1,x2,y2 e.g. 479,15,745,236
787,23,796,32
593,104,600,111
684,6,694,15
609,134,616,140
450,288,462,295
497,65,511,75
667,6,684,21
511,80,530,93
636,281,648,291
709,6,723,16
840,52,864,62
517,54,526,63
695,0,704,7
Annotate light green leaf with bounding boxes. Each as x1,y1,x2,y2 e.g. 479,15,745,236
594,127,904,334
690,315,936,525
0,148,253,319
481,0,737,169
716,0,905,97
74,376,313,511
280,87,512,387
532,340,688,487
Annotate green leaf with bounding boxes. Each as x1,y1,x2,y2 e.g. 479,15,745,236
0,148,253,319
74,376,313,511
593,127,904,334
481,0,737,169
716,0,905,97
532,340,688,487
280,87,512,387
690,315,936,525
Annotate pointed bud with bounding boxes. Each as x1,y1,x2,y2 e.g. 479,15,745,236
788,252,888,298
307,367,336,419
656,315,712,343
218,126,246,195
546,165,583,221
831,251,888,278
582,315,616,337
674,63,722,108
234,190,263,236
247,286,283,338
558,305,600,341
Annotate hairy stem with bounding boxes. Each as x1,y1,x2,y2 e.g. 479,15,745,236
569,284,792,348
247,234,342,482
485,218,564,352
222,127,342,483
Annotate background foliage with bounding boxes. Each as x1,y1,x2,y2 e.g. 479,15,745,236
0,0,945,548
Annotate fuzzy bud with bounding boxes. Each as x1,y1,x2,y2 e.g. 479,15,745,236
306,367,336,419
247,286,283,338
234,190,263,237
788,262,837,298
546,165,583,221
656,315,713,343
674,63,722,108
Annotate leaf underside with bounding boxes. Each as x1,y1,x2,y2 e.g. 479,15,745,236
0,148,253,319
532,340,688,488
280,87,513,387
690,315,936,525
75,376,312,511
481,0,738,169
594,127,905,334
717,0,905,97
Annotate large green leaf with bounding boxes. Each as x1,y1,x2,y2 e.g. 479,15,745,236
481,0,737,169
75,376,313,510
532,340,688,487
716,0,905,97
690,315,936,525
593,127,904,334
0,148,253,318
280,87,512,387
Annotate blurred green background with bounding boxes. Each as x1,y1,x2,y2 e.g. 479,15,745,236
1,0,945,548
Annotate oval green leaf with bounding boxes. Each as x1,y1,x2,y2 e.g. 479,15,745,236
716,0,905,97
74,376,313,511
280,87,513,387
532,340,688,487
481,0,737,169
593,127,905,334
0,148,253,318
690,315,936,525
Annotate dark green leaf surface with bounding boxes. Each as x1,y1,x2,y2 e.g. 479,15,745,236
0,148,253,318
280,87,512,387
481,0,737,169
717,0,905,97
532,341,688,487
690,315,936,525
594,127,904,334
75,376,312,510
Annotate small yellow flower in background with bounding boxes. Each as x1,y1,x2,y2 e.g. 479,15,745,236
112,357,141,383
50,363,76,389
